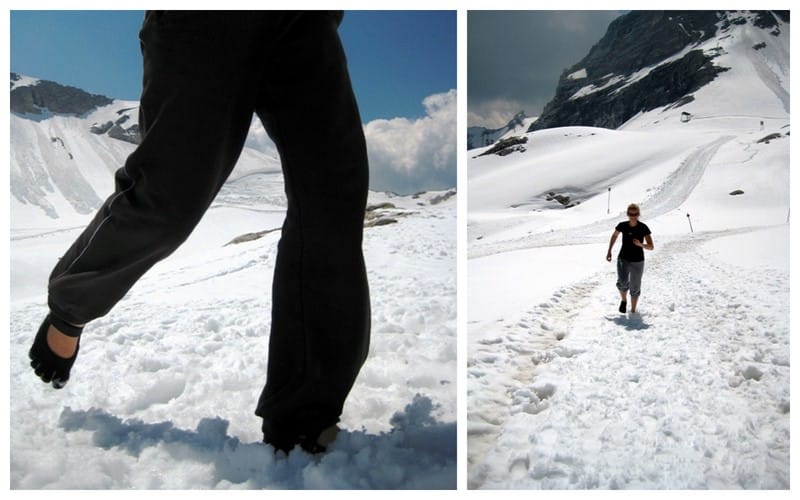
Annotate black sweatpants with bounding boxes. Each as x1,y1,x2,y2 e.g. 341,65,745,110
47,11,370,439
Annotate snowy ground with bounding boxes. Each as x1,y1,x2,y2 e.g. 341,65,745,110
468,226,789,489
10,177,456,489
467,19,789,486
468,136,789,489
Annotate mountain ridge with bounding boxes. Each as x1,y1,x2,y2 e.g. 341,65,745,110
529,10,789,131
467,111,536,150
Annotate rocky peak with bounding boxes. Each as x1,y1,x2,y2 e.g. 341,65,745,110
10,72,113,116
467,110,529,150
529,11,787,131
573,11,721,80
504,111,528,130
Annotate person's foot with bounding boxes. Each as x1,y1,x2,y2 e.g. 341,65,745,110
47,325,79,358
618,300,627,313
28,315,82,389
263,423,340,455
300,424,340,454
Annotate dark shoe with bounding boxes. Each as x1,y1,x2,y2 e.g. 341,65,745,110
299,425,339,454
28,315,82,389
263,424,339,455
618,301,627,313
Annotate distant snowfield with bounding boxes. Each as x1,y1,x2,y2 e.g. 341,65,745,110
10,166,456,487
468,14,789,490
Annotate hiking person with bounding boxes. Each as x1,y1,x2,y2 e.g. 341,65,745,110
28,10,371,454
605,203,654,314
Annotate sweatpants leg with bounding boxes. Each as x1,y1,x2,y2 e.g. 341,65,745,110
616,258,645,297
628,260,645,297
253,12,371,440
616,258,629,294
47,12,263,325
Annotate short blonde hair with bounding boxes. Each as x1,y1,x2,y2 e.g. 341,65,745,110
627,203,640,213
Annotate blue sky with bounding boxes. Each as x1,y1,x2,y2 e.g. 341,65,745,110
10,10,456,123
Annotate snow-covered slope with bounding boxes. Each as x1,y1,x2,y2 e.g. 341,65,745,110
10,76,456,488
468,10,789,490
10,73,283,227
469,10,789,255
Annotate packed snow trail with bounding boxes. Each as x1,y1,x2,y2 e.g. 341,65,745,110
638,135,733,218
468,225,789,489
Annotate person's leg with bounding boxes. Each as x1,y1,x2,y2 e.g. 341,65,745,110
32,12,263,387
629,261,645,313
616,258,629,312
253,11,371,451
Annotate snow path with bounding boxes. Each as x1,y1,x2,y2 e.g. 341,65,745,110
746,46,790,114
638,135,733,217
468,226,789,489
469,135,733,258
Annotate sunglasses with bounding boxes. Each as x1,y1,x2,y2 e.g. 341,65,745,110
627,212,639,216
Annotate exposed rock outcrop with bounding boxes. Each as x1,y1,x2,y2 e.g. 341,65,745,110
10,72,112,116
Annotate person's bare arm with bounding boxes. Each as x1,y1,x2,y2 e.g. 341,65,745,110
633,234,654,251
606,230,620,261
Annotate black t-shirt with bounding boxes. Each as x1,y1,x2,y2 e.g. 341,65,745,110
615,221,651,262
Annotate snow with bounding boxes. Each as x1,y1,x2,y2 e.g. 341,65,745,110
469,243,603,334
569,75,624,101
499,116,538,140
468,13,788,490
469,228,789,489
567,68,587,80
10,74,40,89
10,86,456,487
10,95,284,229
610,42,703,97
700,225,789,272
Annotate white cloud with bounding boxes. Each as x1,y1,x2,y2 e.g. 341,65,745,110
364,89,456,195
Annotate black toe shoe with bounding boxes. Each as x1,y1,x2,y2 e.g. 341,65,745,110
618,301,627,313
28,316,81,389
263,423,337,455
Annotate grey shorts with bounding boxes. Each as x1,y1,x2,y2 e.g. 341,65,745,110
616,258,645,297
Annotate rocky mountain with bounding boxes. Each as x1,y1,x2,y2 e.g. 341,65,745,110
10,73,281,224
467,111,536,150
11,73,141,144
11,72,112,115
530,10,789,131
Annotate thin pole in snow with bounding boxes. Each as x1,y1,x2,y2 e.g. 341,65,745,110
607,187,611,214
787,208,790,224
686,213,694,233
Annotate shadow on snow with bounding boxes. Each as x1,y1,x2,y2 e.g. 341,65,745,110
58,395,455,489
607,314,651,331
